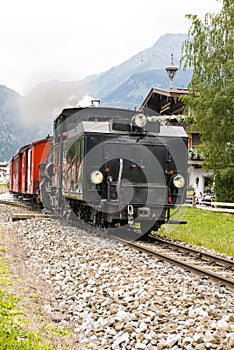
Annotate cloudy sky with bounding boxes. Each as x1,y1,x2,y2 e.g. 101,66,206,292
0,0,222,95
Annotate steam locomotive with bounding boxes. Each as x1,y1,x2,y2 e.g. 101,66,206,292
10,105,188,240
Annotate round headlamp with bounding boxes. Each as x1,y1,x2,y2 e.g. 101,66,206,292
173,174,185,188
91,170,103,184
133,114,147,128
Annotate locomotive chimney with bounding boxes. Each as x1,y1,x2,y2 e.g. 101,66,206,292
90,99,100,107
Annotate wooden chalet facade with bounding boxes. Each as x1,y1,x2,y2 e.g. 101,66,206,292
141,87,213,196
141,87,188,115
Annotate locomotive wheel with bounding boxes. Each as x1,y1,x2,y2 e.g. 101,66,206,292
40,182,53,212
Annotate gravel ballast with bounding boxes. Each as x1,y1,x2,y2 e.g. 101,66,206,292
0,203,233,349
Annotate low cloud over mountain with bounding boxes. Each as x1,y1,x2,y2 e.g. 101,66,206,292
0,33,191,161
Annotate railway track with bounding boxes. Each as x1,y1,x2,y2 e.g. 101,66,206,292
1,196,233,291
110,233,234,292
0,195,41,212
0,196,31,208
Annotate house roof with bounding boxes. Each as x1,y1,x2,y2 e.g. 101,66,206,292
140,87,189,115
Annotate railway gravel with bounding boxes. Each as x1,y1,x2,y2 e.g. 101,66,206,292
0,203,234,349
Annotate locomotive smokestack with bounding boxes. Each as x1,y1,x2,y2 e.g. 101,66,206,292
90,99,100,107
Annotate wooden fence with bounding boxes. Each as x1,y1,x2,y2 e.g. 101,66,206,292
186,196,234,214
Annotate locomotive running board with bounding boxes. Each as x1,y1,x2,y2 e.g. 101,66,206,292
167,220,187,225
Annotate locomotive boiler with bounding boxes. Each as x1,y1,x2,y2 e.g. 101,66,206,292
40,106,188,239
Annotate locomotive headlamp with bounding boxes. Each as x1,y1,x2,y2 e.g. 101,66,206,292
173,174,185,188
133,114,147,128
91,170,103,184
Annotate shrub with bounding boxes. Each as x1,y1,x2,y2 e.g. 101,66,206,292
214,167,234,202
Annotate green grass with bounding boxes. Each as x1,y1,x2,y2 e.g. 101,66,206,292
0,229,73,349
0,260,54,349
159,207,234,256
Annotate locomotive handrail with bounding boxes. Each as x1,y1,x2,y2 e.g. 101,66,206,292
110,181,166,187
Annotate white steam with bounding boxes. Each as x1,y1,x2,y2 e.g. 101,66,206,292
18,81,89,126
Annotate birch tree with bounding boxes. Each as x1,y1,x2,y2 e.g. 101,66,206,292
181,0,234,170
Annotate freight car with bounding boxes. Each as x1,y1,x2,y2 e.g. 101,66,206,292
9,137,52,205
40,106,188,239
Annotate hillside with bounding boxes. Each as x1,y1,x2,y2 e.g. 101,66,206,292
23,33,189,112
0,85,53,162
0,33,191,162
0,85,22,162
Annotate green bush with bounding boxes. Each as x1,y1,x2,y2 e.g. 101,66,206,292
214,167,234,202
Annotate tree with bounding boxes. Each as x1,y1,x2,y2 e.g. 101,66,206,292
214,167,234,202
181,0,234,170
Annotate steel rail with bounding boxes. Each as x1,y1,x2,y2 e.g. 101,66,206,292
0,198,31,208
150,234,234,268
111,236,234,292
0,198,42,214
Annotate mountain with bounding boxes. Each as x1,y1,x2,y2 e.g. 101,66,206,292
85,33,188,99
0,33,191,162
22,33,188,110
101,68,193,108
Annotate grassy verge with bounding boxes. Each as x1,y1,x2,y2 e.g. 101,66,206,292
159,207,234,257
0,229,74,349
0,258,54,349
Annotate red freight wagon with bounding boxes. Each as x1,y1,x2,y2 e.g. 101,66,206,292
9,137,52,205
9,145,30,195
9,156,15,193
28,138,52,197
21,144,32,195
9,153,22,194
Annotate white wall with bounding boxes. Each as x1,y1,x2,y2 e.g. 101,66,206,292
188,164,213,197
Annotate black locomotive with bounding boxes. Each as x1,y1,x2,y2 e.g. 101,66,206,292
40,106,188,239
